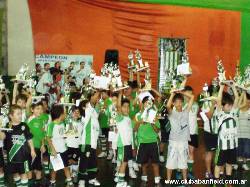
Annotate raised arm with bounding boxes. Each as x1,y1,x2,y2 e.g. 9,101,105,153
217,84,225,110
12,82,18,104
181,91,194,112
166,92,175,114
231,82,239,108
117,90,122,113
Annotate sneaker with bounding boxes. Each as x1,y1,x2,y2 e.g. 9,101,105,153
154,176,161,184
159,155,165,163
78,180,85,187
116,181,130,187
187,172,195,180
133,162,139,172
89,178,101,186
98,152,107,158
175,171,182,180
232,164,238,170
141,175,148,182
242,163,250,171
205,172,214,179
129,168,137,179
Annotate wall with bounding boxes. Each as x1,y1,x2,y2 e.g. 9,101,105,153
28,0,241,93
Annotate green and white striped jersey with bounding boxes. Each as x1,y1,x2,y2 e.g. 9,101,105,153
217,108,239,150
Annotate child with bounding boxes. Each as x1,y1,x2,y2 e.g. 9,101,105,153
46,104,73,187
14,94,32,122
214,83,239,183
114,93,134,187
65,106,83,182
165,90,194,184
78,89,101,187
0,105,36,187
27,102,45,186
237,91,250,170
184,86,199,179
134,96,161,185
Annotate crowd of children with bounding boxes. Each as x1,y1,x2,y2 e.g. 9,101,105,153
0,62,249,187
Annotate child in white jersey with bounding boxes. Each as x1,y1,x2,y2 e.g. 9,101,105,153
65,106,83,182
165,90,194,184
114,92,134,187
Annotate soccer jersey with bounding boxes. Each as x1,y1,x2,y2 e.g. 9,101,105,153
135,112,160,144
4,122,33,163
168,109,190,142
217,108,239,150
46,121,67,153
65,119,84,148
116,114,134,147
27,116,45,148
81,103,100,149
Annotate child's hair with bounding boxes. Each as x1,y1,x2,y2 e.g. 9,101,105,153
142,96,150,104
9,104,22,116
173,93,184,102
16,94,28,102
71,105,80,113
31,102,43,110
111,92,119,98
121,98,130,106
51,104,64,121
222,92,234,106
246,93,250,100
184,85,193,92
79,100,88,116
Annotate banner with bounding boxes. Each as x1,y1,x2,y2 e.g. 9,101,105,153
35,54,93,71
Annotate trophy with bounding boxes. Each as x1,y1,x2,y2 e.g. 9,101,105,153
12,64,29,83
60,83,73,106
64,117,78,138
143,68,152,91
128,51,135,70
217,59,233,86
171,75,185,92
0,76,7,94
135,49,149,72
0,104,12,131
177,52,192,76
233,61,247,91
199,83,216,102
109,104,118,127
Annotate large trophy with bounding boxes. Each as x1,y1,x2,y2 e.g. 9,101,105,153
60,83,74,106
233,61,247,91
109,104,118,127
64,117,79,138
134,49,149,72
177,52,192,76
12,64,29,83
0,76,8,94
217,59,233,86
143,68,152,91
0,104,12,131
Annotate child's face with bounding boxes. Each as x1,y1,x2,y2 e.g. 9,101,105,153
91,92,100,105
17,99,26,109
32,105,43,117
72,109,80,120
10,109,22,123
173,99,183,111
223,104,233,113
121,103,129,116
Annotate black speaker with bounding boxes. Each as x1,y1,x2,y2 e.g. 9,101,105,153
104,49,119,65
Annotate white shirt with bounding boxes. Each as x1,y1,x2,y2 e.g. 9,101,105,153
65,120,84,148
36,71,53,94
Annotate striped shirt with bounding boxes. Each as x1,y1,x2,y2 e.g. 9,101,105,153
217,108,239,150
238,109,250,139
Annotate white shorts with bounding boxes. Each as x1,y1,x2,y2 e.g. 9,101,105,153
166,141,189,170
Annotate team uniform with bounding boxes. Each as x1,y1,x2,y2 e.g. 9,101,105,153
65,119,83,162
46,121,69,169
201,101,219,151
116,114,133,162
27,116,45,171
135,112,160,164
78,102,100,182
215,108,239,166
166,109,190,170
4,122,33,187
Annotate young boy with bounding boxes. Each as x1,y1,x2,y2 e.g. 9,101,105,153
27,102,45,186
165,90,194,184
134,96,161,185
46,104,73,187
214,83,239,183
65,106,83,182
78,90,101,187
115,93,134,187
0,105,36,187
184,86,199,179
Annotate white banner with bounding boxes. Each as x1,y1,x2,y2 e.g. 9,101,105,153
35,54,93,71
